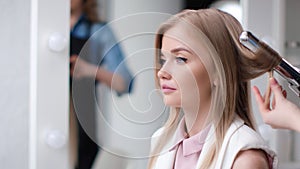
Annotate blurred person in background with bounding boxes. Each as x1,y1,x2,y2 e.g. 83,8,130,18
70,0,133,168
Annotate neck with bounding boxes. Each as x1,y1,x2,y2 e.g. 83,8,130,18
183,102,210,137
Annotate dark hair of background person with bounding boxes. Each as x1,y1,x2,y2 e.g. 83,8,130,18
83,0,101,22
184,0,219,9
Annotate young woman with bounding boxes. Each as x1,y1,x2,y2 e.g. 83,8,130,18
148,9,277,169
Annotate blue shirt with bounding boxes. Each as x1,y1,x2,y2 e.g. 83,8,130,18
71,15,133,94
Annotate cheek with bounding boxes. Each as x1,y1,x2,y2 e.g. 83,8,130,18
176,66,211,99
198,79,211,100
175,69,200,97
196,71,212,100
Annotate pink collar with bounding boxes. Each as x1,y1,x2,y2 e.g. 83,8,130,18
169,118,211,156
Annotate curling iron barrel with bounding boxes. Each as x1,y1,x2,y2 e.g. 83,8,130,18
239,31,300,96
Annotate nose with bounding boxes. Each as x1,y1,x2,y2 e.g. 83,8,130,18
157,68,171,80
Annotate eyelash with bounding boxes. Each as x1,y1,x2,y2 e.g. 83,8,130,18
175,57,188,64
158,58,165,66
159,57,188,66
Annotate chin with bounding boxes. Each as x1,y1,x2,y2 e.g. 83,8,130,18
163,97,181,107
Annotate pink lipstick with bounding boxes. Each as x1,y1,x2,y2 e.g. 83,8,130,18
161,84,176,94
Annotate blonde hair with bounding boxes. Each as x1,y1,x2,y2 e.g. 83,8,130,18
148,8,276,169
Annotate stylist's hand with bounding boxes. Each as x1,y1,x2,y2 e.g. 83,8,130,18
70,55,97,79
252,77,300,130
253,78,300,132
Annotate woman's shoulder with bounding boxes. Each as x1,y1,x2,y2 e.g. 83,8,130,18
91,21,106,28
150,127,165,144
222,117,278,168
149,127,165,152
152,127,166,138
231,149,270,169
90,22,110,32
229,117,265,144
90,22,117,41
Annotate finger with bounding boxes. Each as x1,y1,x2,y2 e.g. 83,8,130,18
252,86,269,112
283,90,287,98
279,85,283,91
271,84,283,109
272,92,276,109
264,81,272,107
264,72,274,107
269,78,285,100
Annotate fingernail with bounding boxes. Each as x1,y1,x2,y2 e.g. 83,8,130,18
270,78,277,86
283,90,287,97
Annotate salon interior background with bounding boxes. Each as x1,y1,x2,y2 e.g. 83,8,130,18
1,0,300,169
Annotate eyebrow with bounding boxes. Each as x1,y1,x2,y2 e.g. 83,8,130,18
170,47,192,54
161,47,193,56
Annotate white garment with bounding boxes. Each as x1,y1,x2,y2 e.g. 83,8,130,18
150,117,278,169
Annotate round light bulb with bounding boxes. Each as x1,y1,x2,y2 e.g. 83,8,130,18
45,130,67,149
48,32,67,52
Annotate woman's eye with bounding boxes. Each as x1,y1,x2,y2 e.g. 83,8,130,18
159,58,166,66
175,57,187,64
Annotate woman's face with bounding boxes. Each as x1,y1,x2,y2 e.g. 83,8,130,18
158,30,212,109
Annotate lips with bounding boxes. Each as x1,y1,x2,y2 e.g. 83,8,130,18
161,84,176,93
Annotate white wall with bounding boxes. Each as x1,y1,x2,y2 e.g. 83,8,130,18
285,0,300,163
0,0,30,168
0,0,70,169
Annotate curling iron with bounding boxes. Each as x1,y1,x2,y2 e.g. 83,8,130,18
239,31,300,96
